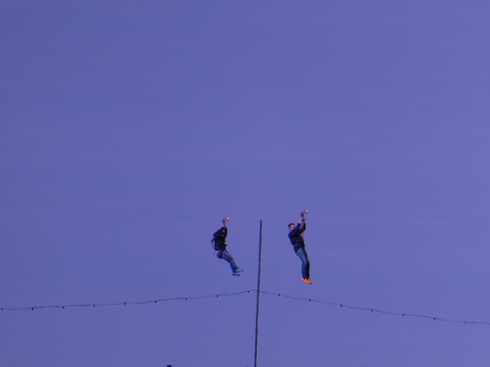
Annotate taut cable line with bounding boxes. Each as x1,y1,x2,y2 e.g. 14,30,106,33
2,200,490,231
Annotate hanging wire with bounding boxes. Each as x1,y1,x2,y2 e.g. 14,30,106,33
259,291,490,326
2,290,489,326
0,290,254,312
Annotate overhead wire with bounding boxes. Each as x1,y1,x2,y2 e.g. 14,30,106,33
2,199,490,232
259,291,490,326
266,219,490,232
0,199,255,224
0,187,286,213
0,291,254,311
1,290,489,326
2,187,490,224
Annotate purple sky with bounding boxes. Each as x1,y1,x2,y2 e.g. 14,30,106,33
2,1,490,366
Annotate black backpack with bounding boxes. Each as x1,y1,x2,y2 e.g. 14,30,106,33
211,230,220,250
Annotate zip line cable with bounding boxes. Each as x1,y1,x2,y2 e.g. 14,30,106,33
0,187,261,212
2,187,490,224
266,219,490,233
0,199,253,224
2,199,490,232
2,290,489,326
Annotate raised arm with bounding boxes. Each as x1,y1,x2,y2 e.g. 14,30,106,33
220,217,229,236
298,210,308,231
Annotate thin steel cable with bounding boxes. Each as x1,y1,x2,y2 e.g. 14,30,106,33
3,187,490,224
0,200,257,223
0,187,263,212
2,200,489,232
257,219,490,233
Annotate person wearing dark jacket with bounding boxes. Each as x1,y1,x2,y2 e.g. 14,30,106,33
212,218,243,276
288,210,312,284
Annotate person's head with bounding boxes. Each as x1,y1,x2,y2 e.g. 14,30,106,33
288,223,295,231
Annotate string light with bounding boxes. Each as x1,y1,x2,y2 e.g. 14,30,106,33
0,291,253,312
2,290,489,326
259,291,490,326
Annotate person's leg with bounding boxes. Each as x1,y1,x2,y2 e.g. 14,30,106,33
304,249,311,279
220,250,239,273
295,248,311,279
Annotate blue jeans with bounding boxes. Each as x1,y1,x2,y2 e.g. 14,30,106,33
295,248,310,279
216,250,238,272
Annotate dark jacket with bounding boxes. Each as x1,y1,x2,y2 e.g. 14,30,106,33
212,226,227,251
288,222,306,252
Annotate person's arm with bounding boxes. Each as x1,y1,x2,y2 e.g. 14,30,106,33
220,218,229,238
298,210,308,232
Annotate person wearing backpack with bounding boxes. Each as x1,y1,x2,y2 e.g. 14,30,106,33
212,217,243,276
288,210,312,284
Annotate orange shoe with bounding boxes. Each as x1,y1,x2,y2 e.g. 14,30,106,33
301,278,313,284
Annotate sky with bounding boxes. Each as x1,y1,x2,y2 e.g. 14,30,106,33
2,1,490,366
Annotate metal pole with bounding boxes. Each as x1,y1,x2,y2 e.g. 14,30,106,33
254,220,263,367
